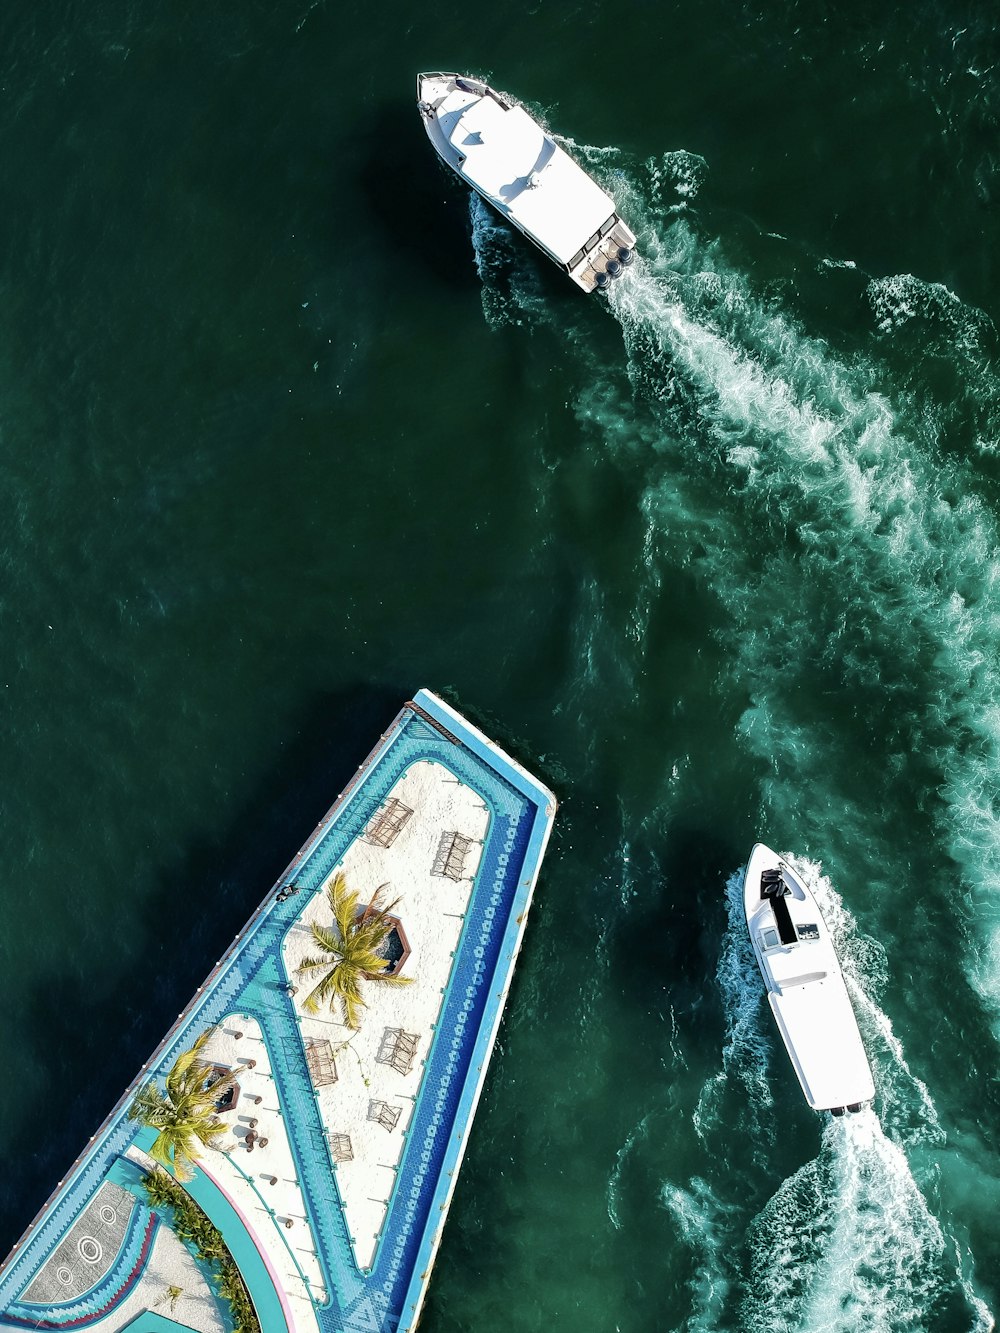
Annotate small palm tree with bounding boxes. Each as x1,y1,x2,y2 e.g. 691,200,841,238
297,872,412,1028
156,1285,184,1314
128,1029,234,1181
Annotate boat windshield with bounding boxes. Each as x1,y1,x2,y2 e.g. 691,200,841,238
760,927,780,950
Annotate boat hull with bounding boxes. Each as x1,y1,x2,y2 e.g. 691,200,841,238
743,843,875,1113
417,72,636,293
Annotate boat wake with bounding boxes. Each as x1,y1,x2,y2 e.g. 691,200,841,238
743,1109,955,1333
470,135,1000,1031
468,194,546,330
692,869,774,1148
660,1175,739,1333
465,140,999,1329
676,859,992,1332
668,1113,984,1333
599,211,1000,1031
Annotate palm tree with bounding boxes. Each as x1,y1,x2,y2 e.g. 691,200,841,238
297,872,412,1028
128,1029,234,1181
156,1285,184,1314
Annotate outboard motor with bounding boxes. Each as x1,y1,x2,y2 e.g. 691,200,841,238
618,246,634,266
606,257,623,278
595,271,611,292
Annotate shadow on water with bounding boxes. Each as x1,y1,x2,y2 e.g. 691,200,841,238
630,826,739,986
355,99,481,293
0,680,404,1260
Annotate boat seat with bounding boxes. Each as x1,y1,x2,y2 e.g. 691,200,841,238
760,868,788,896
776,971,828,992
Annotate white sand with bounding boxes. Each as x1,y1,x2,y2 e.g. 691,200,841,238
281,760,489,1271
96,1194,225,1333
126,1038,324,1333
191,1018,324,1333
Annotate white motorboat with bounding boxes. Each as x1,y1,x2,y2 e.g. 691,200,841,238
743,844,875,1114
416,72,637,293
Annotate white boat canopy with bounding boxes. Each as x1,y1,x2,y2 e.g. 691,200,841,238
441,96,616,265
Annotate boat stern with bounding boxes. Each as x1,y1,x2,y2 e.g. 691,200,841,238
566,215,638,293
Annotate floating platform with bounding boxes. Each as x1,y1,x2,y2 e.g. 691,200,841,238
0,691,556,1333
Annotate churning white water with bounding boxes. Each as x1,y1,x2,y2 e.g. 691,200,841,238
467,140,997,1330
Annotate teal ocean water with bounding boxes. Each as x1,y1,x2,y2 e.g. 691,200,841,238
1,2,998,1330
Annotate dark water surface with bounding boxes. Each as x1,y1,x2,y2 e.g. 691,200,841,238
1,2,998,1329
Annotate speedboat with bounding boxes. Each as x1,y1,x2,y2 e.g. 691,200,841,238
416,73,637,294
743,844,875,1114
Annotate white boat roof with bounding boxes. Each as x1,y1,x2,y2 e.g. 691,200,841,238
767,971,874,1109
441,93,616,264
745,845,875,1110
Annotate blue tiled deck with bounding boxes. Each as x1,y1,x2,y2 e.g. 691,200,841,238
0,692,556,1333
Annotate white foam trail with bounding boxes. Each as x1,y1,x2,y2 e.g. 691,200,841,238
606,1112,652,1231
605,228,1000,1033
467,142,1000,1027
744,1110,950,1333
466,140,999,1333
468,193,543,328
693,870,773,1145
661,1177,738,1332
667,1004,688,1071
867,272,994,356
866,273,999,452
648,150,710,209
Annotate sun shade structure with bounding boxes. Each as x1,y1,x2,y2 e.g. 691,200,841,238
305,1038,339,1088
329,1134,354,1164
432,830,475,881
367,1100,403,1133
363,797,414,849
376,1028,421,1076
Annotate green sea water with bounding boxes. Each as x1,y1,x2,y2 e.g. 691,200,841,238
1,2,998,1330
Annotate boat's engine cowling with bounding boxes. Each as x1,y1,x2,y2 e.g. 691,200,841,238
606,258,623,278
595,271,611,291
618,246,634,266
